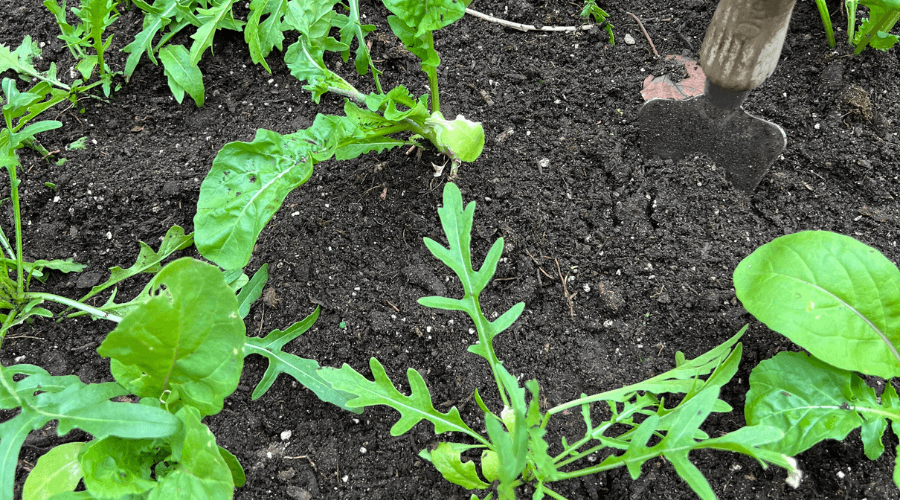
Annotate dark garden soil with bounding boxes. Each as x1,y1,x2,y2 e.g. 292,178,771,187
3,0,900,498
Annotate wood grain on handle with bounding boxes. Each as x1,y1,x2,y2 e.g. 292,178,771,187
700,0,797,92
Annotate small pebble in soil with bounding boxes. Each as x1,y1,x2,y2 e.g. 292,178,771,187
624,34,635,45
281,430,292,441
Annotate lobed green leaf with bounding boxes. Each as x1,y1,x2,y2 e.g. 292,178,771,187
244,307,360,412
318,357,481,439
420,442,489,490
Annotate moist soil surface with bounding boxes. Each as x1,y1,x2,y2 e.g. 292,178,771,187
3,0,900,499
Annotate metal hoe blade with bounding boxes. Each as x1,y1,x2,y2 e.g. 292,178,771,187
638,95,786,193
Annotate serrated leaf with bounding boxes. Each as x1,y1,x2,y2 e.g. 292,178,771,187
244,307,359,412
382,0,467,37
159,44,204,107
0,36,44,81
339,0,380,78
76,225,192,309
22,442,85,500
318,357,481,438
189,0,239,66
744,351,889,456
98,258,245,417
421,442,489,490
246,0,290,72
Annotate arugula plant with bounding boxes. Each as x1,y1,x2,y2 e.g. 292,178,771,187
318,183,800,500
45,0,122,96
814,0,899,52
734,231,900,490
194,0,486,270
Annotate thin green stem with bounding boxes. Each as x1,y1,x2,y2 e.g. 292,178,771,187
815,0,836,47
326,85,368,105
541,485,567,500
468,295,511,408
24,292,123,322
554,442,608,469
7,167,23,297
427,65,440,114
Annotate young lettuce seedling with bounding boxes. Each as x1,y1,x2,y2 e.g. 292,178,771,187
318,183,800,500
194,0,486,270
735,231,900,490
11,258,358,500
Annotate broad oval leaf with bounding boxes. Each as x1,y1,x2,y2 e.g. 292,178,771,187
98,258,246,417
745,351,865,455
734,231,900,378
23,442,85,500
194,129,315,269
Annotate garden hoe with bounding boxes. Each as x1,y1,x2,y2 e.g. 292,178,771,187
638,0,796,193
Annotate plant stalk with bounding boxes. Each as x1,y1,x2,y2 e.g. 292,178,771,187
24,292,123,322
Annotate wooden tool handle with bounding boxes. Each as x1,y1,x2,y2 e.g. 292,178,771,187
699,0,797,92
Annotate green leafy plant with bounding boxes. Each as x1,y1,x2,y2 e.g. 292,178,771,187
847,0,900,53
318,183,800,500
815,0,899,52
45,0,121,96
124,0,246,106
581,0,615,44
734,230,900,490
194,0,486,270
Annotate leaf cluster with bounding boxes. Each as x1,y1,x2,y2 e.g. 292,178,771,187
194,0,485,270
735,230,900,491
318,183,800,500
814,0,899,53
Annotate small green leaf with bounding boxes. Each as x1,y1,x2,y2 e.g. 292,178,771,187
480,449,499,483
236,263,268,319
22,442,85,500
244,307,360,412
423,442,489,490
159,44,204,107
318,357,481,439
734,231,900,378
218,446,246,488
